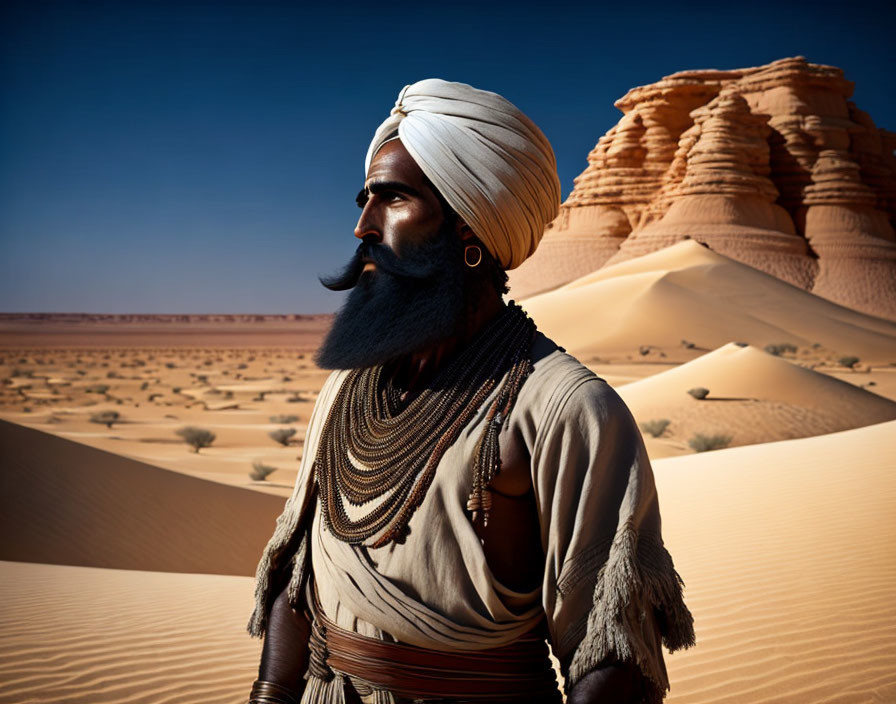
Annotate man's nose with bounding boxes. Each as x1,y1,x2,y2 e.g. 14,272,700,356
354,204,382,242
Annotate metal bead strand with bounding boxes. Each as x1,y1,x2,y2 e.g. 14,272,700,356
315,302,536,546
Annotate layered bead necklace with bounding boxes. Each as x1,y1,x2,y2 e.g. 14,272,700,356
315,302,536,548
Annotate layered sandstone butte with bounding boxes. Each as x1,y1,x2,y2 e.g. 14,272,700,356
511,57,896,321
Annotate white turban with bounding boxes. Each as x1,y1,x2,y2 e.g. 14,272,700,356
364,79,561,270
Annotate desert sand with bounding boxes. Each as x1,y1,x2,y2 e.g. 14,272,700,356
521,239,896,364
2,241,895,702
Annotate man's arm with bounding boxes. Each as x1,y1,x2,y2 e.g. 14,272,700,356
565,657,645,704
249,584,311,704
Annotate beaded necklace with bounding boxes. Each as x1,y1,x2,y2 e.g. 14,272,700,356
315,302,536,547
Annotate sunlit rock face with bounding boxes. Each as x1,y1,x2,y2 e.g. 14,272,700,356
510,57,896,321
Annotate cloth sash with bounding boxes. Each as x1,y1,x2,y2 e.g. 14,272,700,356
307,582,562,702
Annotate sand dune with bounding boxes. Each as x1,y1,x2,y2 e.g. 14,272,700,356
522,240,896,363
615,342,896,452
656,419,896,703
2,421,892,704
0,419,284,575
0,561,260,704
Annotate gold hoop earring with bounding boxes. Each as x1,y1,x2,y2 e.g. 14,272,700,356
464,245,482,268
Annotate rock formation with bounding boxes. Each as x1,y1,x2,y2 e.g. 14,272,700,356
511,57,896,321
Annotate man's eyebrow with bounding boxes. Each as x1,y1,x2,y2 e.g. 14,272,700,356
365,180,426,199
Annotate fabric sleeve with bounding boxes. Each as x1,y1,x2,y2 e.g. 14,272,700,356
531,374,695,703
247,369,347,638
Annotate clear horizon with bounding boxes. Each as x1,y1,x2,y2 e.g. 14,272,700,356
2,0,894,314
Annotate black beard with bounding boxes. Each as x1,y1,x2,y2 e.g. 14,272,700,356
314,226,468,370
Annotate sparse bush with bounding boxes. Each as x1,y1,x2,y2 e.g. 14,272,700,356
90,410,120,428
165,362,177,369
269,427,297,446
285,392,304,403
172,387,182,394
688,433,733,452
764,342,797,356
640,418,671,438
687,387,710,400
85,384,110,395
250,461,277,481
733,341,748,347
253,391,268,402
681,339,695,349
838,356,860,369
638,345,651,356
176,426,216,453
140,381,149,390
270,414,299,424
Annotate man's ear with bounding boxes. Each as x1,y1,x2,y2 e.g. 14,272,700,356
455,218,475,241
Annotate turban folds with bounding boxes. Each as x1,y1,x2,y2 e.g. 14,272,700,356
365,79,561,270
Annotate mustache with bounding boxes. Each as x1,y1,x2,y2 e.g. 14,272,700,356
319,240,446,292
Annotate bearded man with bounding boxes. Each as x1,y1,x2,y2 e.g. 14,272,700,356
246,79,695,704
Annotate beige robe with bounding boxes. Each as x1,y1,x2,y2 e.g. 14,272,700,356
249,333,695,703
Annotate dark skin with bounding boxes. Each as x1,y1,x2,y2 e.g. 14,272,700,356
259,140,641,702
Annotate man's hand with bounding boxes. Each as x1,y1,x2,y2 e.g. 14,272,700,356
254,585,311,699
566,659,643,704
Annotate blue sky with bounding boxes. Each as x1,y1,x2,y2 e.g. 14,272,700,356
1,0,894,313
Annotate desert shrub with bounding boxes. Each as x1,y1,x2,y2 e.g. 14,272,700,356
270,414,299,424
196,374,209,385
681,339,695,349
687,387,709,400
172,387,182,394
733,341,748,347
140,381,149,390
688,433,732,452
176,426,216,453
285,392,304,403
250,461,277,481
764,342,797,356
638,345,650,356
85,384,110,394
838,356,860,369
165,362,177,369
90,410,120,428
148,393,162,401
269,427,297,446
640,418,671,438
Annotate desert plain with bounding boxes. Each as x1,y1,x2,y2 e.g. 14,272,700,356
1,239,895,703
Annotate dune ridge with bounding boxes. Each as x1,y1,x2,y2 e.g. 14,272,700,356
522,239,896,362
615,341,896,450
0,419,284,575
